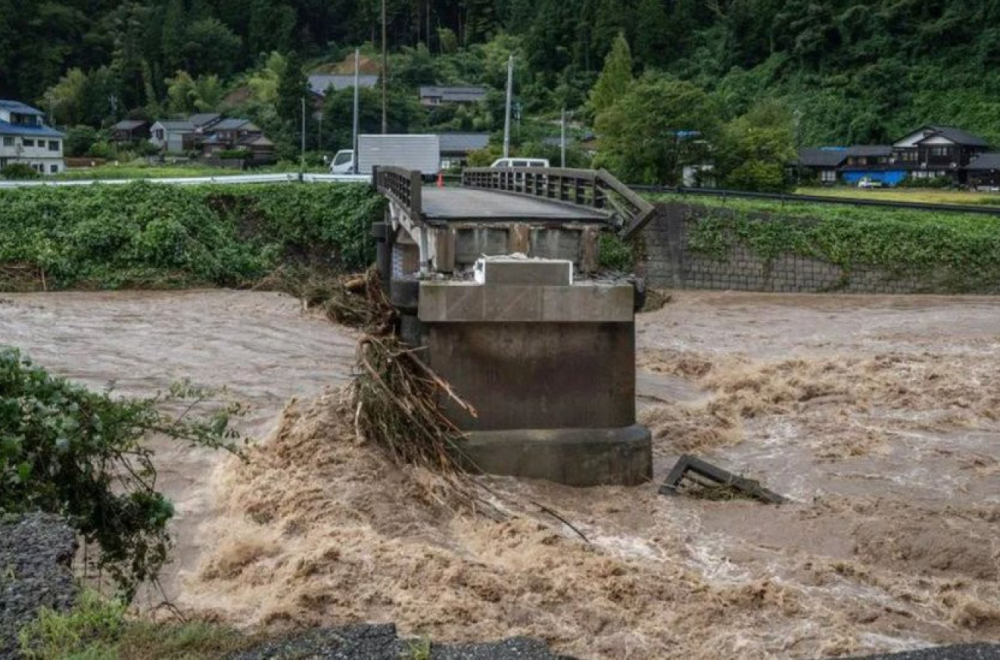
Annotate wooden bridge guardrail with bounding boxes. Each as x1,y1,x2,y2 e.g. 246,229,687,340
461,167,656,239
373,165,422,219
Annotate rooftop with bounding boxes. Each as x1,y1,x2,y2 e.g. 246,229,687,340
0,100,46,116
920,125,989,148
211,118,258,131
419,86,488,102
308,74,379,96
965,152,1000,170
112,119,147,130
0,118,64,138
797,147,848,168
846,145,893,157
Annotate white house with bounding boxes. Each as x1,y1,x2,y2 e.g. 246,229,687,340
0,100,65,174
149,119,196,153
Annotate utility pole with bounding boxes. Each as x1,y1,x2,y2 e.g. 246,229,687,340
560,107,567,168
300,96,306,175
352,48,361,174
381,0,388,134
503,55,513,158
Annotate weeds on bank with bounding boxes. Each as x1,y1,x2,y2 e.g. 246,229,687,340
18,590,255,660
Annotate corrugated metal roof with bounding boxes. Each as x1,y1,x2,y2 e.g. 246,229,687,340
965,152,1000,170
0,100,46,115
308,74,379,95
437,132,489,152
0,119,64,138
797,147,848,167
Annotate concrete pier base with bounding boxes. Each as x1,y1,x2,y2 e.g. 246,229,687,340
458,425,652,487
418,275,652,488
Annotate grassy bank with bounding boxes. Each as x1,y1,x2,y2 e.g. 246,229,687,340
795,186,1000,206
656,193,1000,292
0,182,383,291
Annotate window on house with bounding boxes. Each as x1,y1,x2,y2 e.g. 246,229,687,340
820,170,836,182
48,140,59,151
49,164,58,173
22,139,34,147
2,136,12,147
930,146,951,157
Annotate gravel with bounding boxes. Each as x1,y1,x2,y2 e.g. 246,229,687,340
0,513,79,659
229,623,574,660
841,644,1000,660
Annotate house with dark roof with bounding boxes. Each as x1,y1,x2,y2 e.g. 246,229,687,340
111,119,150,145
965,152,1000,190
150,119,195,153
795,148,847,184
891,126,989,185
418,86,487,106
0,100,65,174
437,132,489,169
797,126,992,187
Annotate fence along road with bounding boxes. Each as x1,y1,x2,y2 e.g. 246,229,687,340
0,173,371,188
5,172,1000,218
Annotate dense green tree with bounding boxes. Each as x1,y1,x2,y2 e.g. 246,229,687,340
588,32,633,117
717,99,797,191
595,74,720,184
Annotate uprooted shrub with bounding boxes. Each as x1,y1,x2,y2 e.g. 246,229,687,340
0,347,245,599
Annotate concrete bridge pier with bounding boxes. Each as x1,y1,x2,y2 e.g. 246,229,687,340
416,263,652,487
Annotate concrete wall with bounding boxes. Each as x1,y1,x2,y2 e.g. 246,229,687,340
641,201,999,294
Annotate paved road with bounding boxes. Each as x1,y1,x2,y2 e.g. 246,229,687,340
421,187,609,221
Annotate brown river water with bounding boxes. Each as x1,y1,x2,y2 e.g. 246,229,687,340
2,289,999,658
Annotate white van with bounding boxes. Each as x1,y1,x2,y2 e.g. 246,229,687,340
490,157,550,168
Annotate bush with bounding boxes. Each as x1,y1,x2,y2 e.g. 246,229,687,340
86,141,117,160
1,163,40,180
898,176,951,189
0,182,384,290
0,348,245,597
724,159,791,193
217,149,250,160
64,126,100,157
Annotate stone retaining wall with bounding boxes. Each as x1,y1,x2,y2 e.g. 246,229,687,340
640,201,986,294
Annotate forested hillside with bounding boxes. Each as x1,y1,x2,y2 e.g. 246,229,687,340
4,1,1000,156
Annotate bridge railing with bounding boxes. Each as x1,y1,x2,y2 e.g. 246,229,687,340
461,167,656,238
374,165,422,218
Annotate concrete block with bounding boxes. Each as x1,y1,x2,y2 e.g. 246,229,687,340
418,282,634,323
456,424,652,487
474,257,572,286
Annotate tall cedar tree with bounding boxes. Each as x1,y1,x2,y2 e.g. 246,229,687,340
277,50,308,148
588,32,633,117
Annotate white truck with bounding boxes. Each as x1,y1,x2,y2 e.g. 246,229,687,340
330,134,440,176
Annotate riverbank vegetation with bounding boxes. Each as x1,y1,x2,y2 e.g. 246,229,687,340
663,194,1000,291
0,183,382,291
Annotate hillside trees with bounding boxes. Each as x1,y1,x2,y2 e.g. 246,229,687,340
595,74,720,184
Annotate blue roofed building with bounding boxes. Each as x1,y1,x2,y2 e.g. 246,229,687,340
0,100,65,175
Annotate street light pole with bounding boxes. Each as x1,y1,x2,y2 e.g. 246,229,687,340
352,48,360,173
381,0,388,134
503,55,513,158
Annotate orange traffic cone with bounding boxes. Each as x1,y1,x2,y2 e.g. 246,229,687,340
436,171,444,188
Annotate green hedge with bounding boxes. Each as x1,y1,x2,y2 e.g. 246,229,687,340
670,197,1000,292
0,182,384,290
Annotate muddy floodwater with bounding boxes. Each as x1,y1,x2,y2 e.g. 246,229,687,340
2,289,999,658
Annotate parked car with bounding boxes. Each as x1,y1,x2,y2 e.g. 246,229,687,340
857,177,883,189
490,157,550,168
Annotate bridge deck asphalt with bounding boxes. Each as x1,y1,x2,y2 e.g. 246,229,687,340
420,188,609,222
